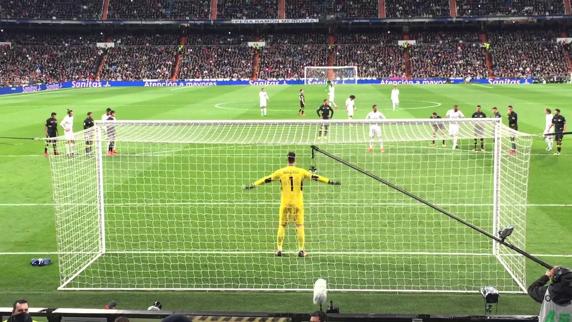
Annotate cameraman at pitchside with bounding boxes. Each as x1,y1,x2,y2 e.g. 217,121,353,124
528,266,572,322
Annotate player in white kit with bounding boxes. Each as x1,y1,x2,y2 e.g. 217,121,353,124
345,95,356,119
366,105,386,153
544,108,554,151
259,87,269,116
327,80,337,109
391,86,400,111
60,109,75,156
445,105,464,150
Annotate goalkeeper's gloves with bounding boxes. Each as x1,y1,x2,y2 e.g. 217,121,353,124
328,180,341,185
309,166,317,173
243,184,256,190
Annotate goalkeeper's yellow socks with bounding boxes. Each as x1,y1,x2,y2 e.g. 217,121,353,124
296,225,305,251
277,225,286,251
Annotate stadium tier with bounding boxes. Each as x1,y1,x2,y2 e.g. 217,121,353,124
1,28,570,86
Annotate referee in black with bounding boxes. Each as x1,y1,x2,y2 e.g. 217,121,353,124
550,109,566,156
507,105,518,155
83,112,95,154
44,112,59,156
472,105,486,151
316,99,334,138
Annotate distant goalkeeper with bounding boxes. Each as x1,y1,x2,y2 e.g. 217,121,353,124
244,152,340,258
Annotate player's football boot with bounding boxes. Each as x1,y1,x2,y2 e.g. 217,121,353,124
298,250,307,257
275,250,283,257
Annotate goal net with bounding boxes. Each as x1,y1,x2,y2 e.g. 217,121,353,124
304,66,358,85
47,119,532,292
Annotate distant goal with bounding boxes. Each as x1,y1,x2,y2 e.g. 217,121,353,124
304,66,358,85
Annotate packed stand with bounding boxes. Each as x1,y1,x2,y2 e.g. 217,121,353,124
335,32,404,78
334,0,377,18
0,0,101,20
457,0,564,17
489,31,568,80
386,0,450,18
108,0,210,20
217,0,277,19
0,33,99,87
102,34,178,80
410,31,487,78
258,33,328,79
285,0,322,18
179,33,253,79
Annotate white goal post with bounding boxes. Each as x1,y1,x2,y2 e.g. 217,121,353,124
304,66,358,85
46,118,532,292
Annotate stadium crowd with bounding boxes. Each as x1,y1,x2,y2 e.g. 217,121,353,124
489,31,569,80
102,46,175,80
0,0,101,20
0,29,570,84
335,32,404,78
456,0,564,17
217,0,277,19
410,32,488,78
386,0,450,18
108,0,210,20
259,33,327,79
0,33,100,87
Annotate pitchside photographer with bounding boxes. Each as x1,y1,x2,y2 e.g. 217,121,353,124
3,299,37,322
528,266,572,321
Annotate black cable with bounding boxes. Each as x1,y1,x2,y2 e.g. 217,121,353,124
311,144,552,269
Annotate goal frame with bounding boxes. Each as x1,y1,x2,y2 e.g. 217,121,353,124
304,66,358,85
49,118,530,293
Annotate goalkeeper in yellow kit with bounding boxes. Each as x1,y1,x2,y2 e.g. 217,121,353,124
244,152,340,257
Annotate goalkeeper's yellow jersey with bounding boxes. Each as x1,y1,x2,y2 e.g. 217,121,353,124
254,165,330,204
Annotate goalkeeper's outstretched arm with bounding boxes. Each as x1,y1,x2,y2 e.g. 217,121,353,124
309,172,340,185
243,172,278,190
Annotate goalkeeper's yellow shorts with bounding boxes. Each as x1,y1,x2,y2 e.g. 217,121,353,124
279,203,304,226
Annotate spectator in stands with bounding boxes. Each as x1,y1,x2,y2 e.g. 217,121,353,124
108,0,210,20
528,267,572,321
217,0,277,19
4,299,35,322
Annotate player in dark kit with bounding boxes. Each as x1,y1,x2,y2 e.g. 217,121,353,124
550,109,566,156
83,112,95,154
507,106,518,155
298,89,305,116
44,112,59,156
491,107,501,119
430,112,446,146
472,105,486,151
316,99,334,138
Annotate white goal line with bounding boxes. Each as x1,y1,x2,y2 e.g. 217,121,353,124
0,202,570,207
1,251,571,257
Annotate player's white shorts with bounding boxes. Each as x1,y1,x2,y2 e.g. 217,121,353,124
369,126,382,137
391,99,399,104
544,127,554,137
328,95,335,103
260,104,267,109
347,109,354,117
64,131,75,140
448,124,459,136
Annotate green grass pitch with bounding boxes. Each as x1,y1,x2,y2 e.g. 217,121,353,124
0,84,571,314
